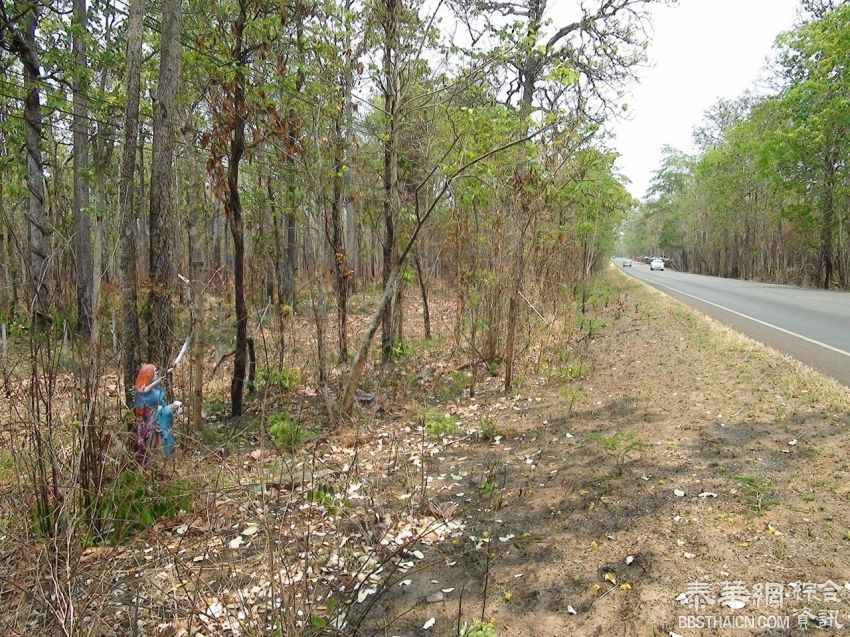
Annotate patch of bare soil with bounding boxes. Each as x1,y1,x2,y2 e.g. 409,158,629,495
359,272,850,637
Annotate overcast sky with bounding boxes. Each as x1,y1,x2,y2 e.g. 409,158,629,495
608,0,800,199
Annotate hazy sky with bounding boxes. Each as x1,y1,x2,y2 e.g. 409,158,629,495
609,0,800,199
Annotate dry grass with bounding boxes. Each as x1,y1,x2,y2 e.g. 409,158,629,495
3,272,850,636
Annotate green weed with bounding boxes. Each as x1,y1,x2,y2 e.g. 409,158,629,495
100,469,192,541
423,411,458,437
435,371,470,402
478,417,499,441
256,366,300,391
268,413,314,451
733,474,777,512
460,619,498,637
587,429,645,475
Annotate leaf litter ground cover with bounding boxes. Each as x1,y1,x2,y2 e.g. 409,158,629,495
3,271,850,636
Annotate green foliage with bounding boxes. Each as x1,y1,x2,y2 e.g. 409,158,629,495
576,315,606,338
423,411,458,437
479,479,497,496
478,417,499,441
587,430,645,475
268,413,314,451
307,483,347,515
391,338,412,359
435,370,470,402
100,469,191,541
459,619,498,637
0,314,28,338
733,474,778,513
547,361,586,383
256,366,300,392
624,5,850,287
584,280,616,310
559,385,584,413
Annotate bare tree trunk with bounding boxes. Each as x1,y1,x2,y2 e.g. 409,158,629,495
270,180,286,307
118,0,144,407
92,46,116,315
4,7,51,328
820,145,836,289
3,204,17,316
381,0,401,364
228,0,248,417
504,215,529,394
276,12,305,308
212,197,223,279
137,127,147,276
0,182,8,315
262,176,274,304
503,264,522,393
413,248,431,339
147,0,182,368
92,130,114,314
342,0,357,287
330,117,350,361
341,266,399,416
188,147,205,432
72,0,94,336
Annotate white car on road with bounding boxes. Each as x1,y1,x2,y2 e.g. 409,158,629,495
650,258,665,271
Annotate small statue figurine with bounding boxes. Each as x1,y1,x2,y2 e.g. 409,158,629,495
133,363,182,464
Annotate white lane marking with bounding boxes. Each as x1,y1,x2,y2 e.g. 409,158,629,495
636,273,850,359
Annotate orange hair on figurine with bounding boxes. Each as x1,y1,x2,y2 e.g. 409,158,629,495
135,363,156,392
134,364,157,418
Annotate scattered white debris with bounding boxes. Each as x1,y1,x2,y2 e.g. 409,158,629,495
625,555,635,565
697,492,718,498
423,617,436,630
674,489,685,497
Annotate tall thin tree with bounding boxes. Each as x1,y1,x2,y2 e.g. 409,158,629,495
118,0,144,406
72,0,94,335
147,0,182,368
0,2,50,328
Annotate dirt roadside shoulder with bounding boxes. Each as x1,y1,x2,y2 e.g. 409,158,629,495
364,268,850,637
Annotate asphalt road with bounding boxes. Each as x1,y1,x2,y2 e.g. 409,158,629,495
614,259,850,387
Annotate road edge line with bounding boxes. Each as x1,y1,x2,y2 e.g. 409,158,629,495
630,273,850,359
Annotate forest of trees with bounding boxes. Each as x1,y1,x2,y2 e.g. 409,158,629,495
0,0,648,573
623,1,850,289
0,0,644,418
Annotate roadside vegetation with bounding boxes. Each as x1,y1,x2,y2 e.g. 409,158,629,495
624,3,850,290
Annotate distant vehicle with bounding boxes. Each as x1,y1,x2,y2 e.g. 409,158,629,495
622,258,632,267
650,258,665,271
